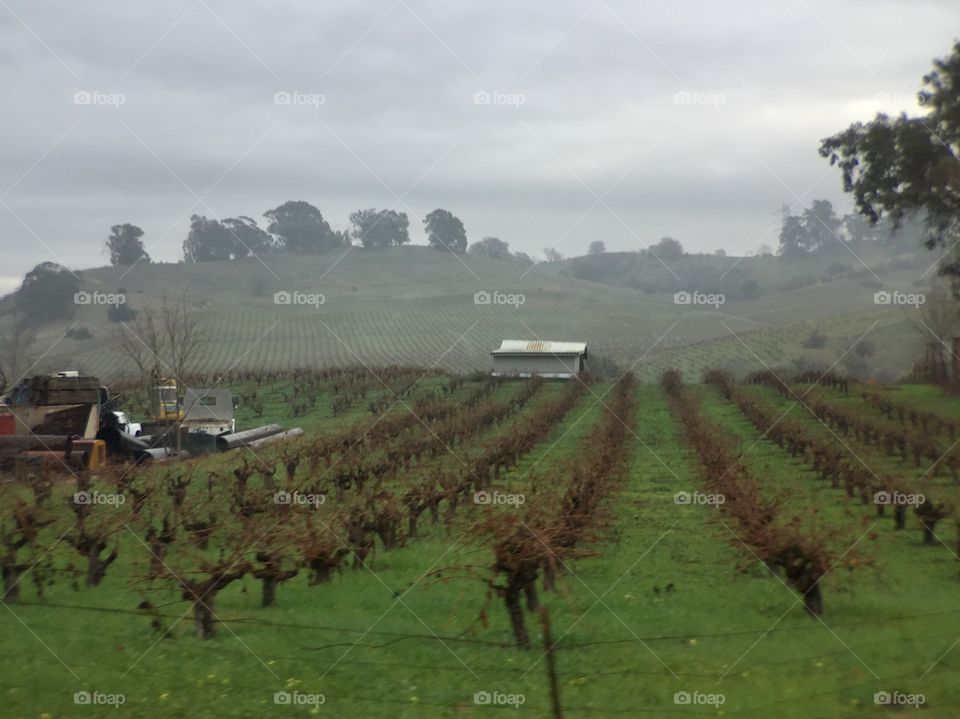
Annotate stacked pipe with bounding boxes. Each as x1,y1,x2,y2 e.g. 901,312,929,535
216,424,302,452
135,446,191,464
0,435,78,451
246,427,304,448
0,434,87,470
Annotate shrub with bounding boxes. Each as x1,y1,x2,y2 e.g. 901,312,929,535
65,325,92,340
739,278,761,299
586,354,621,380
107,304,137,322
781,274,816,291
802,330,828,349
827,262,848,276
854,340,876,358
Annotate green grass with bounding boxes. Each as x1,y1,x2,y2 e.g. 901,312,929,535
3,381,960,717
755,383,958,508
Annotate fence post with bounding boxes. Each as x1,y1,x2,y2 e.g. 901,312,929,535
952,337,960,386
540,606,563,719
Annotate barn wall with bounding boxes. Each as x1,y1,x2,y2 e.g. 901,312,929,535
491,354,581,378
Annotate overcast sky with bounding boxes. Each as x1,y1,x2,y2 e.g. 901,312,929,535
1,0,958,291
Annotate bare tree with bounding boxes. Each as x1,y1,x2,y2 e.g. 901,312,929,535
113,296,204,383
908,278,960,381
160,295,205,382
114,306,163,378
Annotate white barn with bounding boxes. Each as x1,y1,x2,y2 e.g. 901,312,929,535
490,340,587,379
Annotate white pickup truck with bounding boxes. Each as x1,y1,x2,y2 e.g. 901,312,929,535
102,410,143,437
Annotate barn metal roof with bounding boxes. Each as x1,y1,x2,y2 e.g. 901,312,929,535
491,340,587,356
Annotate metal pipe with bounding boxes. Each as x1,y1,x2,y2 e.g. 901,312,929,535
96,427,153,457
215,424,284,452
245,427,304,449
0,434,79,451
21,450,88,469
119,433,151,453
135,447,191,464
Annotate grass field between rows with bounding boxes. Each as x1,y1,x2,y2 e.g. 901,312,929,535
2,376,960,718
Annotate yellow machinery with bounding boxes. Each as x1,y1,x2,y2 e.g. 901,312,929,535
72,439,107,470
150,371,183,423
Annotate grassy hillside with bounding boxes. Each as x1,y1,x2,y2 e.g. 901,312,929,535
553,241,923,296
3,245,938,382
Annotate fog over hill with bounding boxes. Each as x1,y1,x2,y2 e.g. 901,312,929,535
2,0,958,287
0,243,937,382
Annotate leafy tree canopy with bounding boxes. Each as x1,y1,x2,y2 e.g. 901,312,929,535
183,215,235,262
106,223,150,266
349,208,410,248
820,41,960,244
264,200,341,253
649,236,684,260
468,236,511,260
14,262,79,326
424,209,467,253
223,216,274,257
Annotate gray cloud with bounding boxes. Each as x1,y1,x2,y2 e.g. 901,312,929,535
1,0,958,283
